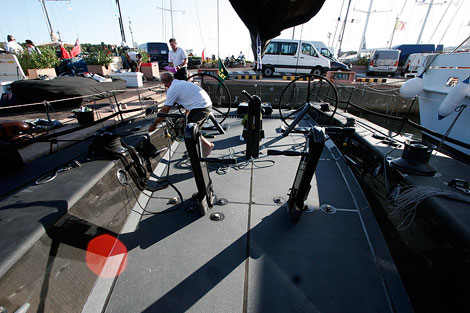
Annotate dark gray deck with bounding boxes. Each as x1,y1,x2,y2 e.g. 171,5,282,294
92,117,412,313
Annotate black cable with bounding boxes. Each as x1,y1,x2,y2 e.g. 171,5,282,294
126,180,184,215
130,124,184,214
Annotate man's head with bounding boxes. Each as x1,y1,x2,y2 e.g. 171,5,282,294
161,72,174,88
169,38,178,51
7,35,14,42
25,40,33,47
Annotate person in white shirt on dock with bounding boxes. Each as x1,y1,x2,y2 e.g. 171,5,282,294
149,72,214,157
5,35,23,54
168,38,188,80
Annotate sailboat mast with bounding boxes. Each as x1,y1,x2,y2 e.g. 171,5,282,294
115,0,126,44
358,0,373,54
416,0,434,44
40,0,55,41
170,0,174,38
388,0,408,48
337,0,352,57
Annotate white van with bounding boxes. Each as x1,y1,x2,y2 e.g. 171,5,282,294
402,53,434,77
367,49,401,76
262,39,330,77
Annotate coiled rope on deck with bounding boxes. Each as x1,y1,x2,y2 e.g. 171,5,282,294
389,185,470,230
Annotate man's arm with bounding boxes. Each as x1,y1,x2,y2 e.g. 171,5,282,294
178,49,188,68
177,57,188,69
168,52,174,67
148,105,171,132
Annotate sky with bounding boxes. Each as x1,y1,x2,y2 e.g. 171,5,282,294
1,0,469,60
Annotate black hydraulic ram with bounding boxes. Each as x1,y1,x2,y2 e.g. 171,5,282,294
242,90,263,158
268,126,326,222
184,122,236,216
268,126,355,222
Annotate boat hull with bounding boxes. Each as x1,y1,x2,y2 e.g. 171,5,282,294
418,53,470,155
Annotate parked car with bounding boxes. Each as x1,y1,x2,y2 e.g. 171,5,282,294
392,44,438,66
401,53,434,77
262,39,330,76
311,41,350,71
367,49,400,76
330,60,350,71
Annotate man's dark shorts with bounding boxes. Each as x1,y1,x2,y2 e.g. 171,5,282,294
188,107,211,127
174,67,188,80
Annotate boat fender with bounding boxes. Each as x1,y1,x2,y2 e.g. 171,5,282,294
399,74,424,98
437,76,470,120
0,120,31,140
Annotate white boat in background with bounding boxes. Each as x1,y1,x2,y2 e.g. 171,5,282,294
418,36,470,157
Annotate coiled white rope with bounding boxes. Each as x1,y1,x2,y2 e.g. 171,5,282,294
390,185,470,230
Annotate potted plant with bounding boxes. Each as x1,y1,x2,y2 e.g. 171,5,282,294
139,49,160,80
17,47,59,79
350,56,370,73
85,50,113,76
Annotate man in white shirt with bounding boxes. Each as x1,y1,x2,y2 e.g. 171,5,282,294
5,35,23,54
149,73,214,156
168,38,188,80
126,51,142,72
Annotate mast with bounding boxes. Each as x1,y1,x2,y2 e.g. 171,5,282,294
170,0,174,38
39,0,56,42
157,1,184,41
331,0,346,51
115,0,126,44
416,0,434,44
162,0,165,41
336,0,352,57
357,0,373,54
389,0,408,48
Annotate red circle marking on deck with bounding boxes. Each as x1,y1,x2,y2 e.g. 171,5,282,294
86,234,128,278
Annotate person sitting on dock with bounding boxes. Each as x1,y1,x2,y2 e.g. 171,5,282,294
149,72,214,157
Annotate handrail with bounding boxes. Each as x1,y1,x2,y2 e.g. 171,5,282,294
0,86,164,110
19,107,143,146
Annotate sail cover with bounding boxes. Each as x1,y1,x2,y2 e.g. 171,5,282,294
229,0,325,60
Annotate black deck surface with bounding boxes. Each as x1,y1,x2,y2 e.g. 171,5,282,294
100,117,413,313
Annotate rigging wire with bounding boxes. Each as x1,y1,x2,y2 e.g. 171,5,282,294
65,1,80,39
22,0,33,38
108,0,120,43
130,0,143,46
438,0,464,45
53,2,72,41
332,0,347,51
428,0,453,43
194,0,205,49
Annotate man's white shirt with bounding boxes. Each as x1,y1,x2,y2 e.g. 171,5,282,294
164,80,211,111
168,47,187,68
127,51,140,62
6,41,23,54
